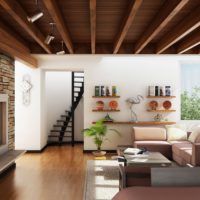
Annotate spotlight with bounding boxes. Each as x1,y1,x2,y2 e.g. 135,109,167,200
56,41,65,55
27,0,43,23
45,35,55,45
56,50,65,55
44,23,55,44
27,12,43,23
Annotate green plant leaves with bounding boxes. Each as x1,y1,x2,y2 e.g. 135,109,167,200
82,119,120,150
181,87,200,120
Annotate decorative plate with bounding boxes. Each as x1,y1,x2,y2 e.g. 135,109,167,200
149,100,158,110
96,101,104,110
163,100,172,110
109,100,118,110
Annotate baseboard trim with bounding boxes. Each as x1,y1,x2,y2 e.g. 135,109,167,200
27,141,84,152
47,141,83,146
27,144,48,153
83,150,116,153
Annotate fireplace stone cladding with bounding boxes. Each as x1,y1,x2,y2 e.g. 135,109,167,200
0,54,15,150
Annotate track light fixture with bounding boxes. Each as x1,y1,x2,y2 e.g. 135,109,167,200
56,41,65,55
27,0,43,23
45,23,55,45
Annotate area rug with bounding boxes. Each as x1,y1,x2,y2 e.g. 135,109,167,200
83,160,119,200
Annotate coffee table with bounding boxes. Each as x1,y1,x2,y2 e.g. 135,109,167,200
123,152,172,167
117,146,172,167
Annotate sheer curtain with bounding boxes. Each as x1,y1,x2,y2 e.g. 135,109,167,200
181,63,200,94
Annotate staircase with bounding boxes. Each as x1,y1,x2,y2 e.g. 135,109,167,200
48,72,84,146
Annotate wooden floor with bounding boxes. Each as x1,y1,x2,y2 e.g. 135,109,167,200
0,144,105,200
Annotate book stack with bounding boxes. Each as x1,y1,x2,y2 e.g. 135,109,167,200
148,85,172,96
94,86,117,96
123,148,141,155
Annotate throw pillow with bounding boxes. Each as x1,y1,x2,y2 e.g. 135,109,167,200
188,126,200,143
167,127,187,141
165,124,186,131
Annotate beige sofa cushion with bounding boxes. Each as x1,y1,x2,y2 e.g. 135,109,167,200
167,127,187,141
133,127,167,141
188,126,200,143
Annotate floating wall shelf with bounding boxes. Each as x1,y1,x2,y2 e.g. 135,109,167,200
92,121,176,125
147,96,176,98
92,109,120,112
92,96,120,98
147,109,176,112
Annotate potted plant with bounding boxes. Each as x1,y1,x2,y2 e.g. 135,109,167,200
82,119,120,156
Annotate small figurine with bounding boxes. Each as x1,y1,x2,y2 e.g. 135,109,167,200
154,114,163,122
103,113,113,122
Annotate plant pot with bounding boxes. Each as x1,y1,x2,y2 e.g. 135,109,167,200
92,150,106,157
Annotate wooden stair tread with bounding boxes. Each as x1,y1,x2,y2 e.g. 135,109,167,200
48,135,72,138
50,130,71,132
57,119,70,122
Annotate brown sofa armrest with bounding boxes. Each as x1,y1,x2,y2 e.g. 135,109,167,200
192,143,200,166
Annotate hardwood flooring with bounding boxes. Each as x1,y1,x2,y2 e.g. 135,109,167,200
0,144,107,200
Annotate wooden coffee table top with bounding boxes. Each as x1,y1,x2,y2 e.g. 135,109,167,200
124,152,172,167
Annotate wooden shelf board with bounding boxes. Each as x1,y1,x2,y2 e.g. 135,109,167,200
147,96,176,98
92,96,120,98
147,109,176,112
92,109,120,112
92,121,176,125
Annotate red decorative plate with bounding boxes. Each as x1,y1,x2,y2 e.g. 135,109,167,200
163,101,172,110
149,101,158,110
109,100,118,110
96,101,104,110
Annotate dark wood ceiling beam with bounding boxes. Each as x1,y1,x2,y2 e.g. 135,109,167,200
134,0,189,54
0,20,30,54
156,6,200,54
0,40,37,68
0,0,52,54
43,0,74,54
113,0,143,54
177,29,200,54
89,0,96,54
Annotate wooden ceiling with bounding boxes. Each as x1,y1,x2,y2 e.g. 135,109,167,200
0,0,200,67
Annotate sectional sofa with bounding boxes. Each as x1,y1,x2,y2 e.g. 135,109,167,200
112,187,200,200
132,126,200,166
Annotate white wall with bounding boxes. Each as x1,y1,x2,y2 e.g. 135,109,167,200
45,71,72,134
15,61,42,150
15,55,200,150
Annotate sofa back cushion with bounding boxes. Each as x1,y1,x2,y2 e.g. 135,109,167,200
133,127,167,141
189,126,200,143
167,127,187,141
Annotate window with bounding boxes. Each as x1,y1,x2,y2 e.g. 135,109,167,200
181,63,200,120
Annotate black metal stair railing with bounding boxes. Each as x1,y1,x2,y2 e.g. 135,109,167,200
48,72,84,145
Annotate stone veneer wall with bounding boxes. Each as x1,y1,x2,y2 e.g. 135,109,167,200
0,54,15,150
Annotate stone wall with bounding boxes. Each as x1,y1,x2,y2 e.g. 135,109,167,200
0,54,15,150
